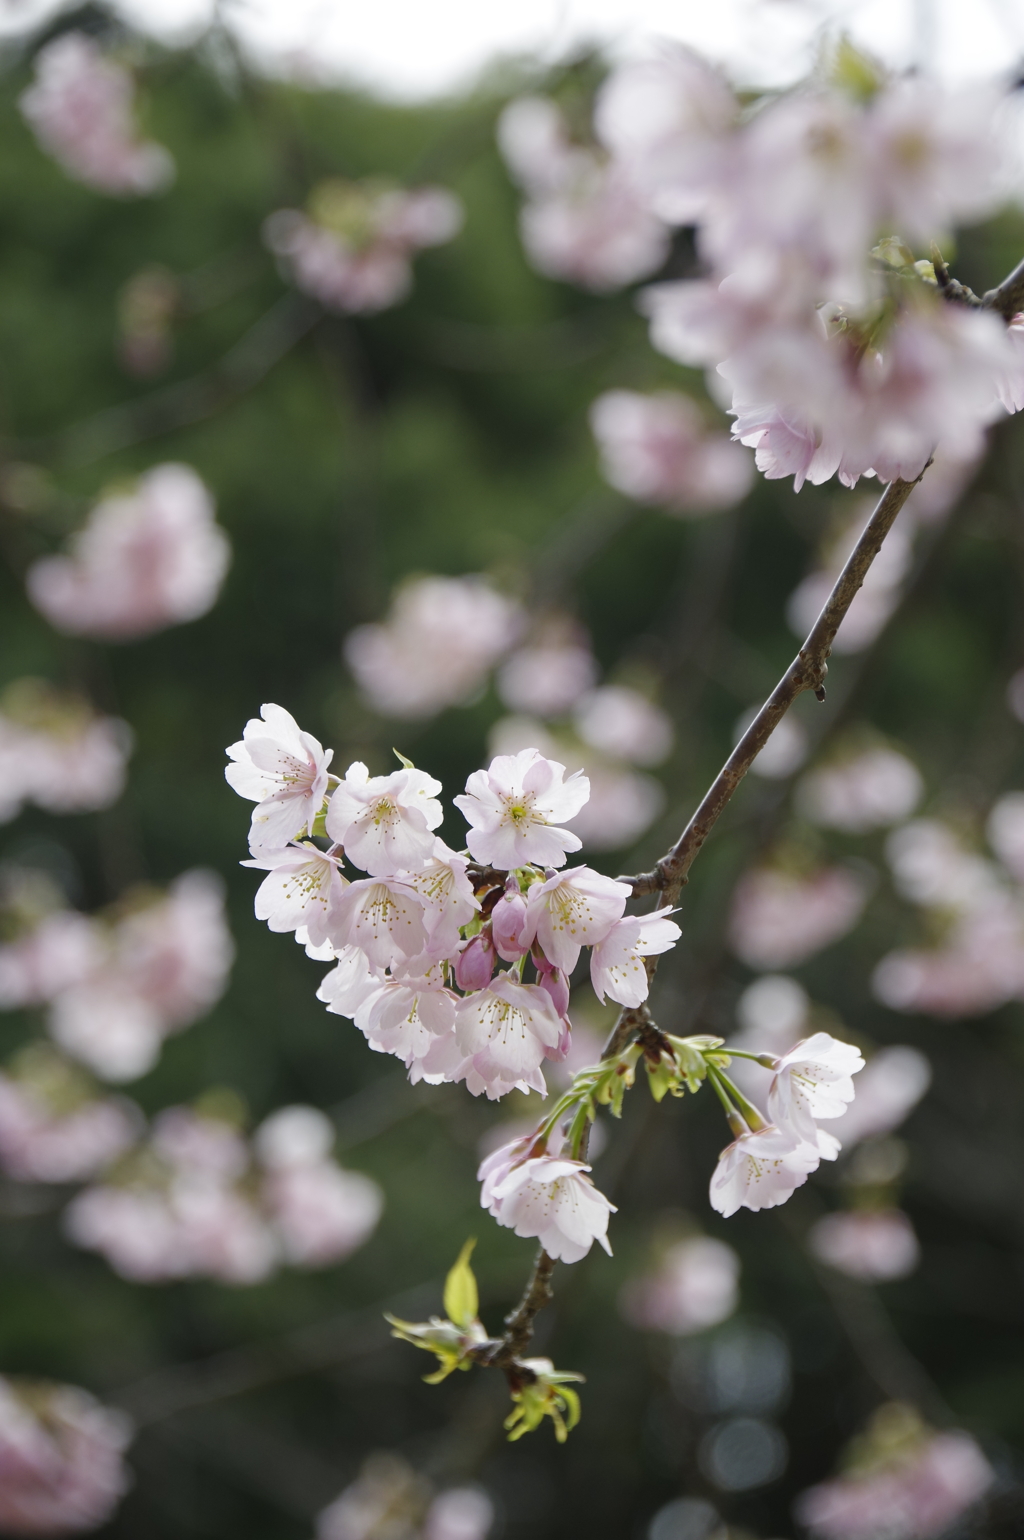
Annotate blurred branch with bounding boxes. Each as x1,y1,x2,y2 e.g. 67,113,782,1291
32,293,320,471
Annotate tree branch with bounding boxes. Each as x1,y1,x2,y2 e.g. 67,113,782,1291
983,253,1024,320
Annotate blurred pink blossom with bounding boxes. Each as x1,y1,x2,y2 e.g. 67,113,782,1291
26,465,230,641
345,576,522,719
797,1416,992,1540
19,32,173,196
498,96,670,291
986,791,1024,882
422,1488,493,1540
264,179,461,314
873,893,1024,1017
808,1208,920,1282
787,506,914,654
566,762,665,851
573,686,673,767
828,1047,931,1146
0,912,103,1010
0,1047,140,1184
620,1235,740,1334
0,681,132,822
733,706,808,780
884,819,999,911
47,872,234,1083
589,390,753,514
497,642,598,718
256,1106,383,1267
0,1375,132,1535
797,746,923,833
728,865,869,970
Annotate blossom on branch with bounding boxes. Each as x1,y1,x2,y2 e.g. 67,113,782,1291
454,748,589,869
519,866,631,973
590,389,752,514
709,1124,821,1217
766,1032,864,1148
326,761,443,877
590,907,681,1007
454,976,561,1099
225,703,332,855
482,1150,616,1263
244,843,348,949
0,1375,132,1535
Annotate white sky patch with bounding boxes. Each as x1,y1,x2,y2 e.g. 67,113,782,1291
0,0,1021,96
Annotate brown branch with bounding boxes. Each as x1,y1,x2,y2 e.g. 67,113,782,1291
983,253,1024,321
482,1248,557,1373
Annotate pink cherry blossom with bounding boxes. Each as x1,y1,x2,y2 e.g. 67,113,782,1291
709,1125,821,1217
325,762,443,877
873,893,1024,1018
728,864,869,970
619,1235,740,1335
0,912,103,1009
885,818,998,911
244,843,348,949
796,1424,992,1540
797,746,923,832
484,1152,615,1263
257,1111,383,1267
594,47,738,225
477,1130,538,1212
535,965,570,1022
519,866,631,973
423,1487,494,1540
827,1047,931,1147
316,945,383,1019
453,931,496,992
986,790,1024,882
808,1209,920,1283
497,642,598,719
0,684,133,821
573,686,673,768
226,703,333,855
0,1375,132,1535
498,97,670,292
264,179,462,314
0,1051,140,1184
354,965,460,1081
328,877,429,970
19,32,174,197
589,390,752,514
344,575,522,720
399,843,478,958
589,907,680,1007
564,762,666,851
490,881,529,963
766,1032,864,1148
454,748,589,869
27,464,228,640
454,976,561,1099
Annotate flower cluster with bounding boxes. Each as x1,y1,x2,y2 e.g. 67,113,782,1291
619,1234,741,1336
19,32,174,197
500,48,1024,491
796,1403,992,1540
497,95,669,292
228,705,680,1101
873,801,1024,1016
26,464,230,642
316,1452,493,1540
589,388,753,515
0,679,132,822
0,869,235,1082
0,1375,132,1536
66,1102,382,1284
0,1044,141,1184
264,177,462,314
728,859,870,971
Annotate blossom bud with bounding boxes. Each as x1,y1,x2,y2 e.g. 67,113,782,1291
545,1017,572,1063
536,966,570,1019
454,930,497,992
492,880,529,962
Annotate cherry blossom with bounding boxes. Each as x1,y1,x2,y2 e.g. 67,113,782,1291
483,1152,616,1263
589,907,681,1007
796,1415,992,1540
564,762,666,851
244,843,348,949
766,1033,865,1148
325,762,443,877
709,1125,821,1217
316,945,383,1020
226,703,333,855
0,1048,140,1184
0,911,103,1010
256,1107,383,1267
395,843,478,958
0,1375,132,1535
490,880,529,963
520,866,631,973
885,818,998,911
453,931,496,992
454,748,589,869
590,390,752,514
573,685,673,768
454,976,561,1098
497,641,598,719
986,790,1024,882
808,1209,920,1283
423,1487,494,1540
344,575,522,720
873,892,1024,1017
353,965,460,1081
728,864,869,970
264,178,462,314
498,96,670,292
329,877,430,971
19,32,173,196
619,1235,740,1335
27,464,228,641
797,745,923,832
0,682,133,821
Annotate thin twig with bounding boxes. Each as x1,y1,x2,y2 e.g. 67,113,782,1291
983,253,1024,320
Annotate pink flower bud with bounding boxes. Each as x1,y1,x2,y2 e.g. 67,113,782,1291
454,930,496,992
537,966,570,1019
492,883,529,962
545,1017,572,1063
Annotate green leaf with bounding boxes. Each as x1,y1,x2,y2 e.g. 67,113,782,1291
393,748,415,769
443,1239,478,1329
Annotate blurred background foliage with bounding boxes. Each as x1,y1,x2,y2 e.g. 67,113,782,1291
2,6,1024,1539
